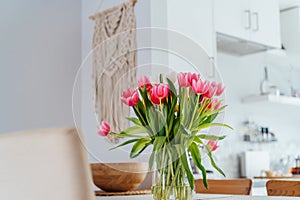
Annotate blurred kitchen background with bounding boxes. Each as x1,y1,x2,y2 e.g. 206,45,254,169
1,0,300,195
81,0,300,181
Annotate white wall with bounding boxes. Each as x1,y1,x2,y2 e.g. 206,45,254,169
0,0,81,134
214,52,300,178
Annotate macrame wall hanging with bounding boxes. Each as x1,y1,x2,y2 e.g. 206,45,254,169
90,1,137,143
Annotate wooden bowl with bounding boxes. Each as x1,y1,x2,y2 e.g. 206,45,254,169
90,162,148,192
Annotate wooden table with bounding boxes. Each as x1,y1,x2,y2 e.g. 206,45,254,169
96,194,300,200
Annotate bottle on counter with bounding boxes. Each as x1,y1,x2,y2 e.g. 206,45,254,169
260,66,270,95
261,127,269,142
296,155,300,168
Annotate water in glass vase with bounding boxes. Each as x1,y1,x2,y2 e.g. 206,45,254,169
151,148,194,200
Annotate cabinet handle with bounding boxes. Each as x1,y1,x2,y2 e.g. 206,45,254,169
244,10,251,30
253,12,259,31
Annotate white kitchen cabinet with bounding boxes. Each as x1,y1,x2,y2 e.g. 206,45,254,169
149,0,216,77
249,0,281,48
214,0,250,42
214,0,281,48
167,0,215,58
151,0,216,58
168,0,216,76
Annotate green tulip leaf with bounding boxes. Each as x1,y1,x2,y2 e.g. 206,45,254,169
176,146,194,190
197,134,226,141
149,150,155,170
205,146,225,177
166,78,177,98
193,123,233,132
126,117,143,126
120,125,148,135
159,74,163,83
110,132,143,138
130,138,151,158
153,136,167,151
189,142,208,189
109,138,139,150
193,136,203,144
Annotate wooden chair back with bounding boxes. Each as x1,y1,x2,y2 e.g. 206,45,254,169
195,179,252,195
0,128,95,200
266,180,300,196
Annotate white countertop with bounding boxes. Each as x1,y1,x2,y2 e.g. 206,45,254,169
96,194,300,200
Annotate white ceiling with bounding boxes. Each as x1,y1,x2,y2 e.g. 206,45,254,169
279,0,300,10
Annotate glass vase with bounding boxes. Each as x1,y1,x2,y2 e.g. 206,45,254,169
151,147,194,200
152,184,193,200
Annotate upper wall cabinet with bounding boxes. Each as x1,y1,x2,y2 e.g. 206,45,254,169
150,0,216,76
214,0,281,49
166,0,216,58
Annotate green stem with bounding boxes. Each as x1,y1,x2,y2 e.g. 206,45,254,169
181,88,186,124
198,98,212,122
201,98,211,113
167,148,175,186
133,106,156,137
166,157,171,187
133,106,147,126
110,132,144,138
160,144,166,187
188,94,200,130
170,160,181,186
160,99,169,139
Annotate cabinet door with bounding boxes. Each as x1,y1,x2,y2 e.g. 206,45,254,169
250,0,281,48
167,0,215,58
214,0,250,41
165,0,216,76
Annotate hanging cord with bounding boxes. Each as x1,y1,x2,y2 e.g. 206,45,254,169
96,0,105,13
89,0,137,20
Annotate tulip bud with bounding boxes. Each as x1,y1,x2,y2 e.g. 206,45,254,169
97,121,111,136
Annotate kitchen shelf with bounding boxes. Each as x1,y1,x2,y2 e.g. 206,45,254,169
254,175,300,179
243,140,277,144
242,94,300,106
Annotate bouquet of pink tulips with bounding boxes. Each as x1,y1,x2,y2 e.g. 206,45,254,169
98,72,232,197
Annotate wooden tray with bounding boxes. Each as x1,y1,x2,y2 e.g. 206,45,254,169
95,190,151,196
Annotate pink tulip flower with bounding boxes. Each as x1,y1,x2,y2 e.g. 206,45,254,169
121,88,139,107
203,84,217,98
211,82,225,96
207,98,217,109
97,121,111,136
138,76,152,92
207,98,222,110
187,72,200,86
191,79,209,95
206,140,219,152
177,72,189,87
151,83,170,104
214,100,222,110
150,89,161,104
